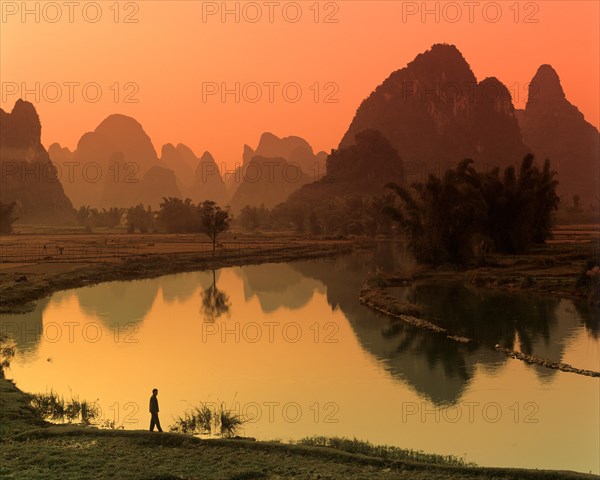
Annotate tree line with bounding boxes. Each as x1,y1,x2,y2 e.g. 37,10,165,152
73,199,231,255
238,154,560,266
0,154,562,267
384,155,560,265
237,194,396,237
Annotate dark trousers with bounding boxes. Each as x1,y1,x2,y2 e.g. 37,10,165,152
150,412,162,432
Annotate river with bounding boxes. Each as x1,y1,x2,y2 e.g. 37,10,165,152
1,243,598,473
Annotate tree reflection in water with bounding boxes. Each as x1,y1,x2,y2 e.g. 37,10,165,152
200,269,231,322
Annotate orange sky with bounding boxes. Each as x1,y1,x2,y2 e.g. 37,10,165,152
1,1,599,168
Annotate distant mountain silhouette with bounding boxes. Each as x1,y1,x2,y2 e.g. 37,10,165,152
189,151,227,205
48,143,77,206
288,129,404,205
229,155,312,212
48,121,324,210
225,132,326,203
49,114,187,208
0,100,74,222
137,166,181,209
515,65,600,204
47,142,84,208
176,143,201,172
224,144,255,197
340,44,529,184
160,144,226,204
160,143,196,190
254,132,327,178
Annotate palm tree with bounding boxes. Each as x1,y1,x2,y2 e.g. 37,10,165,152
384,159,485,265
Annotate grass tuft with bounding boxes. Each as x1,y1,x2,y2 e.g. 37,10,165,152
295,436,476,467
170,402,246,438
30,390,100,425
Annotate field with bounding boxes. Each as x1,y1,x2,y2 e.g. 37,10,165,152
2,225,598,315
0,230,358,313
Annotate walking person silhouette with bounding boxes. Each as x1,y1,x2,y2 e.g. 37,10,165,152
149,388,163,432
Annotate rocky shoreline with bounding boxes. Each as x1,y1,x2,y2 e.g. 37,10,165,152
359,282,600,378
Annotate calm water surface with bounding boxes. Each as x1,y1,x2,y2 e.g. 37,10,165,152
1,244,599,473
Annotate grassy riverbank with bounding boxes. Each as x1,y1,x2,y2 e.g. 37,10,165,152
415,240,598,300
0,234,356,314
1,231,597,316
1,378,597,480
